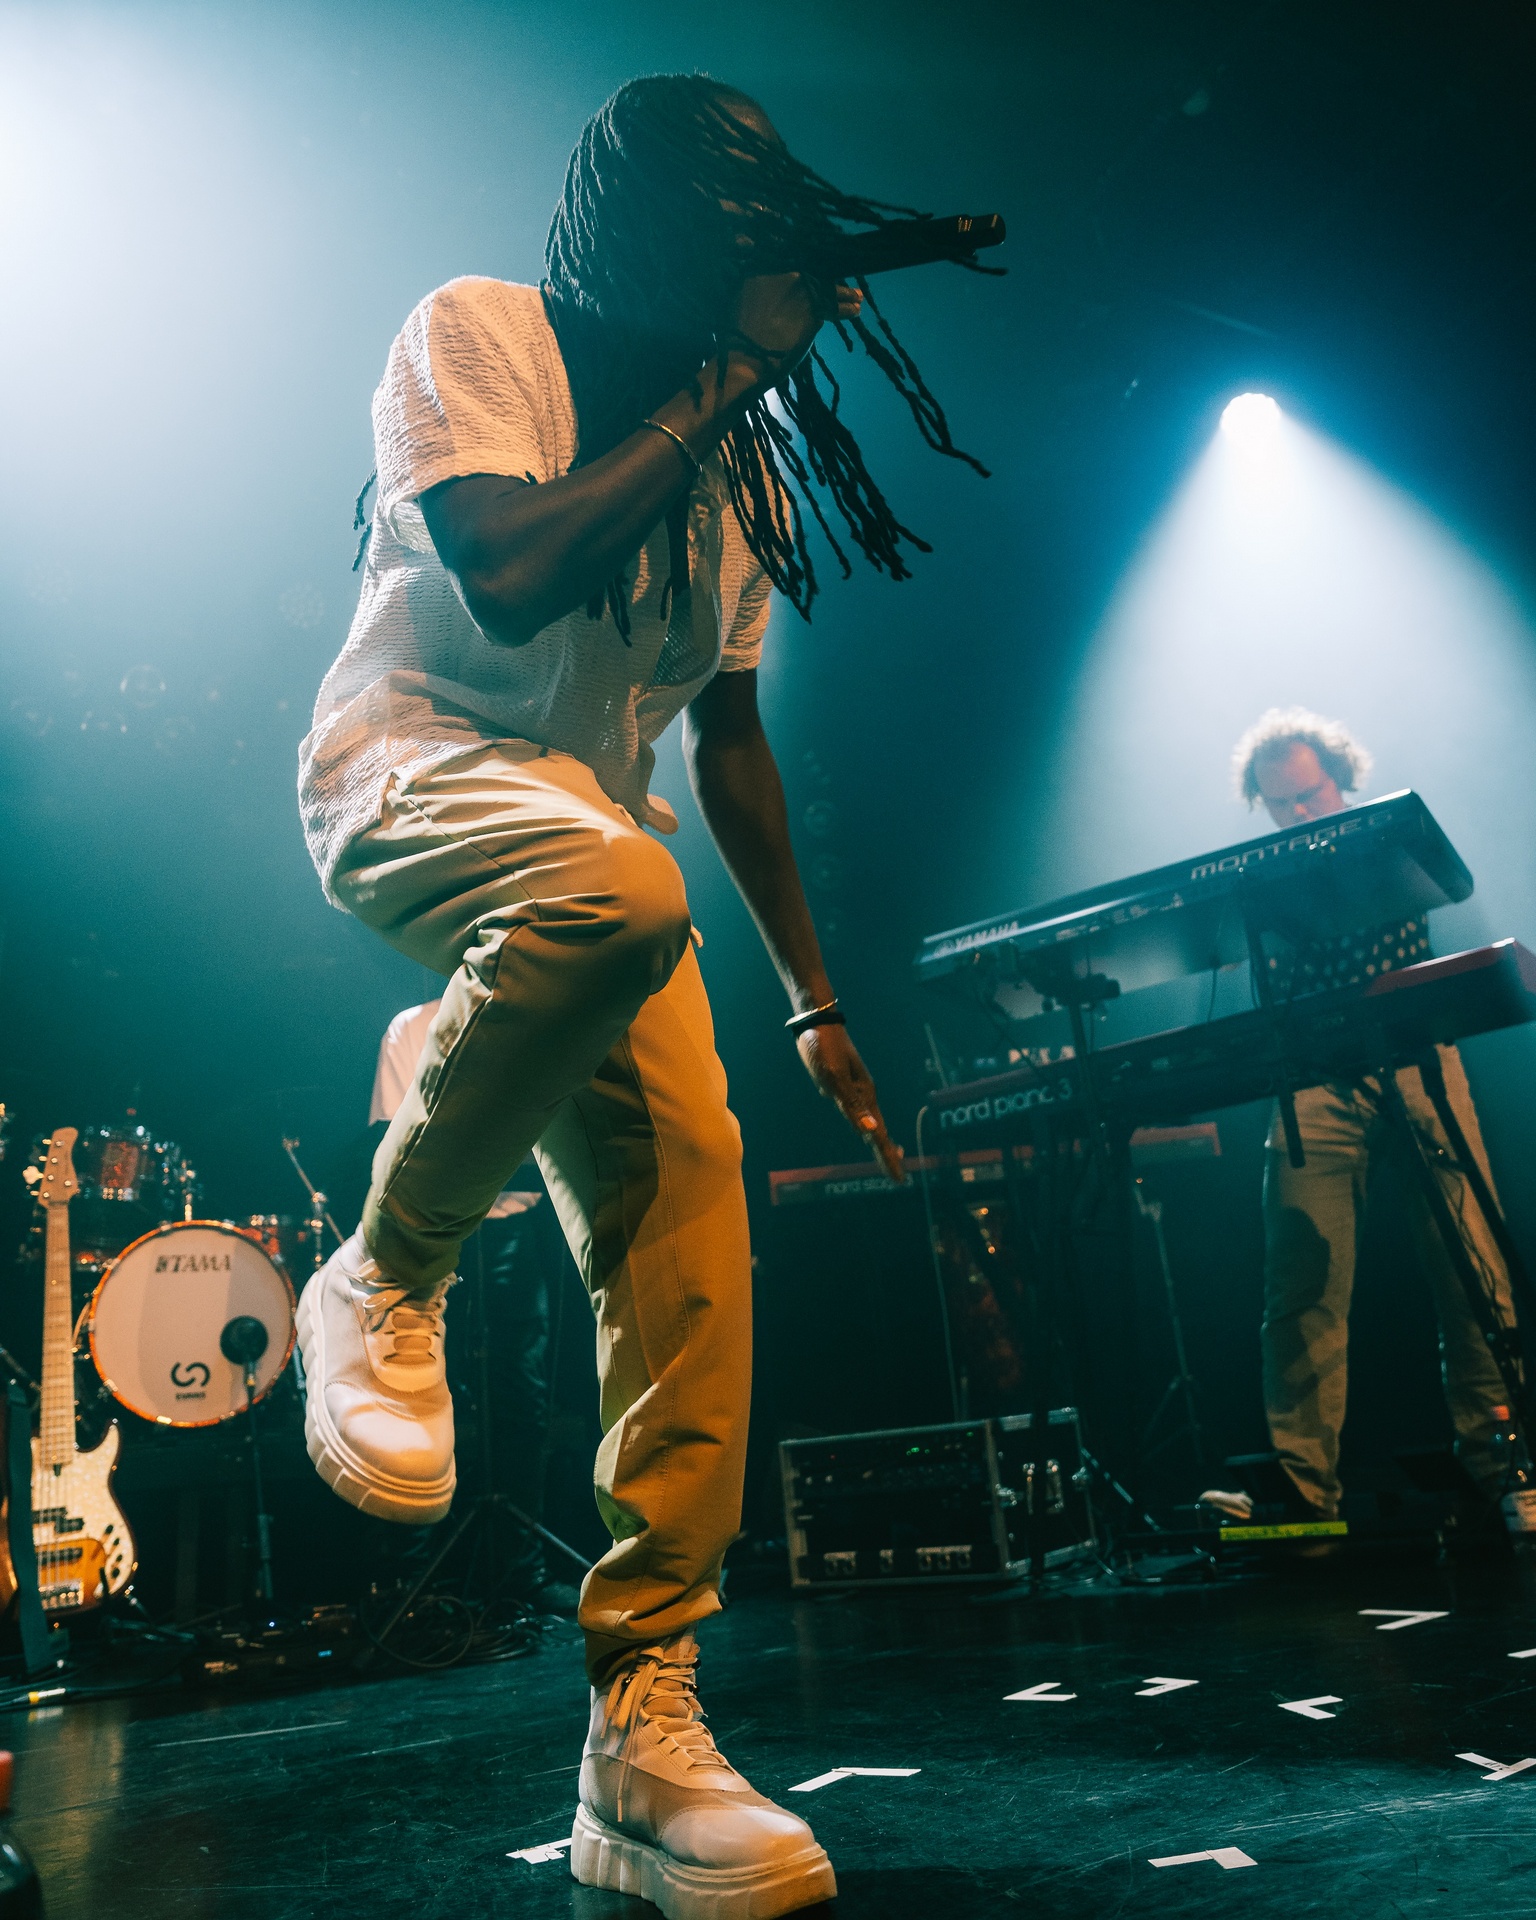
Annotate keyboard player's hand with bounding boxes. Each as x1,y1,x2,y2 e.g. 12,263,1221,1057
795,1023,906,1185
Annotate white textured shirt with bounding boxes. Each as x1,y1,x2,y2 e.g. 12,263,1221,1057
299,277,772,900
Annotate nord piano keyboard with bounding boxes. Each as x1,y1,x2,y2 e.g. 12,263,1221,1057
927,940,1536,1143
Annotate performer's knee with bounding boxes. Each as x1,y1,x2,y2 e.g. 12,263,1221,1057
598,830,692,996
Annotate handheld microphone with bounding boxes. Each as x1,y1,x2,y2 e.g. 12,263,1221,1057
808,213,1006,281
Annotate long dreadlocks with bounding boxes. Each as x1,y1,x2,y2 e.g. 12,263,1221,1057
542,73,990,628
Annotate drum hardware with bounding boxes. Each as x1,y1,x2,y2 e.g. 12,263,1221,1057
21,1122,197,1270
280,1137,344,1273
0,1345,37,1396
242,1214,308,1275
220,1315,276,1609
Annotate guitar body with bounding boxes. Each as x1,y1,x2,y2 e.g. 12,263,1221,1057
29,1420,133,1610
0,1127,139,1617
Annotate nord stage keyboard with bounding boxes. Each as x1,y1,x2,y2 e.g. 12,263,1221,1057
914,791,1472,996
927,939,1536,1142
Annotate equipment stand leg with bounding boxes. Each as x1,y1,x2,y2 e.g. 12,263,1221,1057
467,1228,589,1589
5,1380,51,1676
1242,895,1306,1169
1376,1072,1531,1431
1415,1048,1536,1329
1136,1181,1208,1468
242,1371,276,1609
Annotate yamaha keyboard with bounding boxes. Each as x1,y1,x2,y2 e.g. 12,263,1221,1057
928,939,1536,1142
914,791,1472,994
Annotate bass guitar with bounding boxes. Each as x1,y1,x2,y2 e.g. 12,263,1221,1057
2,1128,135,1612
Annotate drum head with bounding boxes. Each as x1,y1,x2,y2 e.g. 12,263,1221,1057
88,1222,296,1426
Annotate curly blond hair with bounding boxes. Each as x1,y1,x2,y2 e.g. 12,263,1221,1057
1231,707,1372,807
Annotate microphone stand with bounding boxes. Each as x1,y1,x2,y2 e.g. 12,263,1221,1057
281,1136,344,1271
221,1317,276,1613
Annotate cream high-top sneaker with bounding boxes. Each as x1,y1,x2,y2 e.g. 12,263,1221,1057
294,1230,455,1524
570,1633,835,1920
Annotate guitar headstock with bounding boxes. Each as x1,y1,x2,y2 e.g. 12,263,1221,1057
35,1128,79,1209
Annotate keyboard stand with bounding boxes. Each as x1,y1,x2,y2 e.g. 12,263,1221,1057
1240,885,1307,1170
1376,1068,1533,1435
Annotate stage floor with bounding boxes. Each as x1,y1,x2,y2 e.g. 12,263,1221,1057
9,1547,1536,1918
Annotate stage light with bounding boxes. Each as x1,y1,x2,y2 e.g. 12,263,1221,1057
1220,392,1282,443
1028,403,1536,997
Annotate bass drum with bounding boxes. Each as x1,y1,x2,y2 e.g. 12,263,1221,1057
86,1221,296,1427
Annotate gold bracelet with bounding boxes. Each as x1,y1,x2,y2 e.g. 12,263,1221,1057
640,418,703,479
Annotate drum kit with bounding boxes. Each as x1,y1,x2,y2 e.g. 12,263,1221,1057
22,1119,334,1434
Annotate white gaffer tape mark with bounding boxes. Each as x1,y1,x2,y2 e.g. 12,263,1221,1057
1004,1682,1078,1702
1279,1696,1343,1720
508,1838,573,1865
1456,1752,1536,1782
1137,1677,1199,1697
1149,1848,1257,1871
1359,1608,1449,1631
788,1767,920,1794
1509,1648,1536,1660
153,1719,348,1749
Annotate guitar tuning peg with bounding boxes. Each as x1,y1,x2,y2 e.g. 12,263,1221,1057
21,1166,41,1187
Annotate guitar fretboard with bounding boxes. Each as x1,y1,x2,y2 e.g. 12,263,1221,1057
40,1161,78,1473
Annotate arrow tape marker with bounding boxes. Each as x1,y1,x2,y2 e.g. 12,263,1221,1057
1149,1848,1256,1871
789,1767,920,1794
1137,1677,1199,1697
1359,1609,1449,1631
1456,1752,1536,1782
1004,1682,1078,1701
1280,1696,1342,1720
508,1838,573,1865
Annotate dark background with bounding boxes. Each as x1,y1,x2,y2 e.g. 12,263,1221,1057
4,0,1536,1556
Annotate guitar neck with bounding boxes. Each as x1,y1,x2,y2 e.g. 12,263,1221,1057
41,1200,77,1470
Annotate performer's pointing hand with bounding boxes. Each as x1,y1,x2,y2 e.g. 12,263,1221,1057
795,1022,906,1185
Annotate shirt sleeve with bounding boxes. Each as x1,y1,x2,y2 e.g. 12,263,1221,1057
372,279,551,550
717,555,773,673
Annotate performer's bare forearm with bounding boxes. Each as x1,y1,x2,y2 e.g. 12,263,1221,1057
418,273,860,648
684,669,833,1012
419,356,766,647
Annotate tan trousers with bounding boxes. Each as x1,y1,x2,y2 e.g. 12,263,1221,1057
331,741,752,1683
1262,1045,1515,1517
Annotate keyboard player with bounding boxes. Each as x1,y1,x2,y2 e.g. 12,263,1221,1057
1202,707,1516,1524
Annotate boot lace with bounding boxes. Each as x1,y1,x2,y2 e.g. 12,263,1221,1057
605,1637,733,1821
362,1282,448,1369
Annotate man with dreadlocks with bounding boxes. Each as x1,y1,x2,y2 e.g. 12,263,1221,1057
297,73,983,1919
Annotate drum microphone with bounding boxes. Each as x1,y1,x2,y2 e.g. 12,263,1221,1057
807,212,1006,281
220,1315,269,1370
